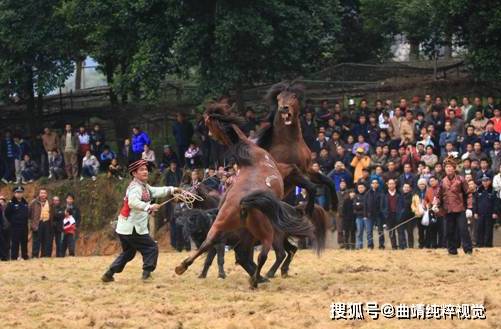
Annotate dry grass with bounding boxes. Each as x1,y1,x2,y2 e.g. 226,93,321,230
0,248,500,329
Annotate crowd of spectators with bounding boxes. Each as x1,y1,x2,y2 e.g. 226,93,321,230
0,94,500,259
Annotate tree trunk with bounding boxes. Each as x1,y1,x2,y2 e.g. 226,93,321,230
75,58,84,90
104,61,118,107
408,38,420,61
443,34,452,59
24,66,37,134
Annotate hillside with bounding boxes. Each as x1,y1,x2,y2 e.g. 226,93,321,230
0,248,499,329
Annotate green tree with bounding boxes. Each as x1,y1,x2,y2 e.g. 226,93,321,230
459,1,501,80
0,0,73,126
170,0,340,108
359,0,399,61
61,0,177,103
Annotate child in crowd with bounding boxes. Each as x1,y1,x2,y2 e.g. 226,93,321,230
62,208,76,257
107,159,123,180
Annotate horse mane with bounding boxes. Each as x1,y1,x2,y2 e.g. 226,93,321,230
205,101,253,167
256,81,305,150
264,81,305,107
177,208,218,247
255,112,275,150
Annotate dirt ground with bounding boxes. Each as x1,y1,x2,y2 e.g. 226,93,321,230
0,248,500,329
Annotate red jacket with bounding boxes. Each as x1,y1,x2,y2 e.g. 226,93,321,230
491,117,501,134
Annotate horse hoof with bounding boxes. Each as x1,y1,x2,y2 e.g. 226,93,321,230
281,271,289,278
218,273,226,279
258,276,269,283
175,264,187,275
265,272,276,279
249,277,258,289
198,274,207,279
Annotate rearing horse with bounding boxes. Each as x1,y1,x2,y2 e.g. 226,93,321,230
174,102,320,288
257,82,338,213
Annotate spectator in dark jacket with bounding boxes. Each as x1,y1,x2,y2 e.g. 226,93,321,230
0,195,9,260
317,148,334,173
164,162,182,187
341,189,356,249
90,124,106,153
172,113,194,166
20,154,40,183
48,149,64,180
364,179,384,249
481,121,499,153
398,163,417,189
4,186,29,260
160,145,178,172
51,196,65,257
354,183,369,249
131,127,151,162
473,176,498,247
312,132,329,154
381,179,400,250
301,112,316,150
99,146,116,172
397,183,414,249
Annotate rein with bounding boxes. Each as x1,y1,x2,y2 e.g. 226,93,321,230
377,216,419,238
158,190,204,209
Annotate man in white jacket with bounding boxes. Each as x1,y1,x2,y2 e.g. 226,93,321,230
102,159,183,282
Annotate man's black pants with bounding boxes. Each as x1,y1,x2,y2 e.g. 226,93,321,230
11,226,28,260
109,229,159,274
445,212,472,254
386,212,398,249
38,221,53,257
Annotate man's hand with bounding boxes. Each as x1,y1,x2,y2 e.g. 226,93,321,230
172,187,183,194
149,204,161,213
493,214,498,219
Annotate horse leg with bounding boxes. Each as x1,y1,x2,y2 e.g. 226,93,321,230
175,229,222,275
280,238,298,278
234,230,257,277
266,233,287,279
216,243,226,279
199,246,217,279
288,167,317,216
250,239,272,289
308,170,338,211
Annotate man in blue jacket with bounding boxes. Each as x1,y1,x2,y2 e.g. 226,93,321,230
131,127,151,163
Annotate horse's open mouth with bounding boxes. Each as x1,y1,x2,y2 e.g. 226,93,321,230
281,112,292,125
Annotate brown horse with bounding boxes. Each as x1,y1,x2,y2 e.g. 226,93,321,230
257,82,338,213
174,102,321,288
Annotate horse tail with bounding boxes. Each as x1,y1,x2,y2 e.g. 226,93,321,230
298,204,329,254
309,171,338,211
240,190,320,251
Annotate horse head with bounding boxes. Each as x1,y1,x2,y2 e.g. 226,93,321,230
204,101,245,145
266,82,304,127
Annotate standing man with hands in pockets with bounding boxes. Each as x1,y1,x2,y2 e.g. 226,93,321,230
101,159,184,282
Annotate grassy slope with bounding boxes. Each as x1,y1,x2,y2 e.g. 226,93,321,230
0,248,500,329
